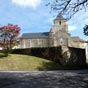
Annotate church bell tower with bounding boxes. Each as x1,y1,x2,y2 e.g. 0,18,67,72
49,14,70,47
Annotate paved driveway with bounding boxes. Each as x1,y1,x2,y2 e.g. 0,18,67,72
0,70,88,88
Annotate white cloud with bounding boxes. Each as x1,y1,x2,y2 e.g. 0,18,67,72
85,19,88,23
68,25,77,31
12,0,42,8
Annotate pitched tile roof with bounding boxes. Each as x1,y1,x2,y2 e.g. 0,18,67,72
21,32,49,39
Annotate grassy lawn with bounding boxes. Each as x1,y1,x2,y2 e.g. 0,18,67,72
0,54,61,71
0,53,87,71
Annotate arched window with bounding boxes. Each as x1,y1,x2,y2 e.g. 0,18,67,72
59,21,61,25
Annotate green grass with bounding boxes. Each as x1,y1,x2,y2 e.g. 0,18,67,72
0,53,87,71
0,54,61,71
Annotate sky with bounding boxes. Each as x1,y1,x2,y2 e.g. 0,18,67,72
0,0,88,41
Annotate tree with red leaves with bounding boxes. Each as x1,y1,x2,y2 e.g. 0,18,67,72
0,24,20,56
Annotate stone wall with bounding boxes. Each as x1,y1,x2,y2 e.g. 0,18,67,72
19,38,49,48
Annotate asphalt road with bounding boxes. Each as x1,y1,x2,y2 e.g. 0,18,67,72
0,70,88,88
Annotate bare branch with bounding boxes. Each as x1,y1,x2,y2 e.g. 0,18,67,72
47,0,88,19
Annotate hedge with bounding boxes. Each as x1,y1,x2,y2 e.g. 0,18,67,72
11,46,62,64
0,46,87,68
10,46,87,67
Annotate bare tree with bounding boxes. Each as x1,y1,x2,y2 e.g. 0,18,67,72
47,0,88,19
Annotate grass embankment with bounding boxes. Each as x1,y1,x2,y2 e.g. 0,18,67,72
0,54,60,71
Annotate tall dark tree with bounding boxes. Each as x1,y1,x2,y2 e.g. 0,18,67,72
47,0,88,19
83,25,88,36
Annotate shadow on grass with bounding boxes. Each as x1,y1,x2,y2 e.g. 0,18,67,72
0,53,8,58
37,62,61,70
37,61,88,70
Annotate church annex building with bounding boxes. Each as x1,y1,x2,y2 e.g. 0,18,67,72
18,15,88,56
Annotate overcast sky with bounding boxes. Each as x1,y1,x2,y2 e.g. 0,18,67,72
0,0,88,40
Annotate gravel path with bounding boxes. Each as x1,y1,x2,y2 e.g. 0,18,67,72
0,70,88,88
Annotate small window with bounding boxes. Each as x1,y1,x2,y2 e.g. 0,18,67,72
59,21,61,25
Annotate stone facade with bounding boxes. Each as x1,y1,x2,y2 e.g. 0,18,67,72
17,14,88,56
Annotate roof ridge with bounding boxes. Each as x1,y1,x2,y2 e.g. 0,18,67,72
21,32,49,39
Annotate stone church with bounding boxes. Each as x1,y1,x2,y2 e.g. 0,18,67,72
18,14,88,55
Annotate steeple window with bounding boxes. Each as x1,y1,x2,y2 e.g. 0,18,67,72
59,21,61,25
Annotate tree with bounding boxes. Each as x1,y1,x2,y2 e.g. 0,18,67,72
0,24,20,56
47,0,88,19
83,25,88,36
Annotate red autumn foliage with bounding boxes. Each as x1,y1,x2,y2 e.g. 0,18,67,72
0,23,20,50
